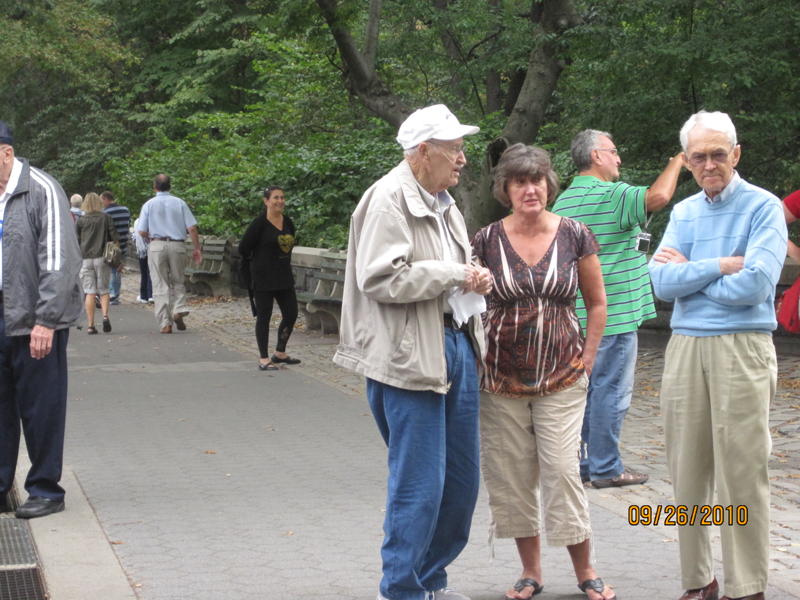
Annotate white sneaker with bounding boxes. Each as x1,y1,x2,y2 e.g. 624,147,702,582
136,296,148,304
432,589,470,600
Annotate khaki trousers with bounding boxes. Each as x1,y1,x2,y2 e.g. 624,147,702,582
480,377,591,546
661,333,775,598
148,240,189,329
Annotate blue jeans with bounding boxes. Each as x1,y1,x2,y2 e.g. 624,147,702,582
367,328,480,600
580,331,637,481
109,266,122,299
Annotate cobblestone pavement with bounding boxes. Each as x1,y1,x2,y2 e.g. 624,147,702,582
171,290,800,595
61,281,798,599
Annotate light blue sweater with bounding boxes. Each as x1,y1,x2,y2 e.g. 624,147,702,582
648,174,787,336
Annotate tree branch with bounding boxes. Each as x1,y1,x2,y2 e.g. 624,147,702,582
316,0,411,127
501,0,581,145
364,0,382,72
316,0,374,84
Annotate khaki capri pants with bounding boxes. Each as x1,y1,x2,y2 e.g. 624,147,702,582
480,376,592,546
80,257,111,295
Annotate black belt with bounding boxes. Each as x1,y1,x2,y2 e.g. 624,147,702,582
151,237,185,242
443,313,469,333
0,290,3,303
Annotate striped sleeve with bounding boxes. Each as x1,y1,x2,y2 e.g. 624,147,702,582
30,166,82,328
609,182,647,231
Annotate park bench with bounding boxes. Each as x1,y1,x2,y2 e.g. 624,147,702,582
184,236,231,296
296,252,346,334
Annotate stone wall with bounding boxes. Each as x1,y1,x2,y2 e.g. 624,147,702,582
182,240,800,336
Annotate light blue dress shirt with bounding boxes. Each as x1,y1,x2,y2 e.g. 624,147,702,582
138,191,197,241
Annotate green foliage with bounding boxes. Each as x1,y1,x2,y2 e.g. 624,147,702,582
6,0,800,249
104,110,399,249
0,0,136,191
558,0,800,196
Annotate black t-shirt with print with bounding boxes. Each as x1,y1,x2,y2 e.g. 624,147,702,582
238,212,296,291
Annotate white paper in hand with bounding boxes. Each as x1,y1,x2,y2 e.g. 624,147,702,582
448,290,486,327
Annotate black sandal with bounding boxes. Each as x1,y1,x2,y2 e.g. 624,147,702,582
578,578,616,600
505,578,543,600
271,354,300,365
87,326,98,335
102,317,112,333
258,362,279,371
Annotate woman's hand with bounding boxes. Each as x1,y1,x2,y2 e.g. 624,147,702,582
582,350,596,377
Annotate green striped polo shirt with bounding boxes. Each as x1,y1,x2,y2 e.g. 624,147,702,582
552,175,657,335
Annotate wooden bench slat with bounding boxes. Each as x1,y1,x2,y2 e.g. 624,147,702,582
314,272,345,282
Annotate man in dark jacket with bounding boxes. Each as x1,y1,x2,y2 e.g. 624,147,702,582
0,121,83,519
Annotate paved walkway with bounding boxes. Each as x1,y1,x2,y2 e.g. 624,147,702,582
22,284,800,599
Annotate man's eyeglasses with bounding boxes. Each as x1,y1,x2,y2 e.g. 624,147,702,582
429,140,465,157
686,150,731,168
595,148,618,155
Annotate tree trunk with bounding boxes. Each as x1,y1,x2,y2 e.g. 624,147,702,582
315,0,580,233
460,0,581,233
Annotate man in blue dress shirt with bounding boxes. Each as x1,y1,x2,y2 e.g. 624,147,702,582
137,174,202,334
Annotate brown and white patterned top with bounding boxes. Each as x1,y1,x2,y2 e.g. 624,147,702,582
471,216,599,397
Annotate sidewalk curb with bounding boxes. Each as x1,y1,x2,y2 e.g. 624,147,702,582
16,457,136,600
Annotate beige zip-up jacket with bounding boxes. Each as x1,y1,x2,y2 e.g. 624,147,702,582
333,160,486,393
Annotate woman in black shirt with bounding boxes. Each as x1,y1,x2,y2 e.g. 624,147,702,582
238,186,300,370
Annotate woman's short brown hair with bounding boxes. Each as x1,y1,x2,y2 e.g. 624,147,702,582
493,143,559,209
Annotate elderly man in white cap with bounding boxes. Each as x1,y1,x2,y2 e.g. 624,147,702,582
335,105,493,600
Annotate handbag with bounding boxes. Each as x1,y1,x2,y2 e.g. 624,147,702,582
777,277,800,333
103,241,122,269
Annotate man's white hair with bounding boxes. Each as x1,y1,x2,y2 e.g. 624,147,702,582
679,110,737,151
404,146,420,160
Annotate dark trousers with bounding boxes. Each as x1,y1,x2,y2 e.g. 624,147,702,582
138,256,153,300
0,310,69,501
253,288,298,358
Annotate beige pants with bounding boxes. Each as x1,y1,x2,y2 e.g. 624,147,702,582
661,333,775,598
480,377,591,546
148,240,189,329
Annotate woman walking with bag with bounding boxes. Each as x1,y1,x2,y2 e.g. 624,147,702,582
76,192,119,334
239,186,300,371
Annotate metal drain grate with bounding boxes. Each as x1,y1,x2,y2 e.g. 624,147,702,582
0,517,47,600
0,518,37,567
0,568,46,600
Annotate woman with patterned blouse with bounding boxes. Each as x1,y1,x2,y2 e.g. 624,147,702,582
472,144,613,600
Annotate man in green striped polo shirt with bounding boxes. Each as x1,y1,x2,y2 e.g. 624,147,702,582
552,129,683,489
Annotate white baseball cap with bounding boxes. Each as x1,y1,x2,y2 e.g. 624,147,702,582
396,104,480,150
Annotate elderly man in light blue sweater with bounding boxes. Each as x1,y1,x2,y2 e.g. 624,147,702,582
649,111,787,600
